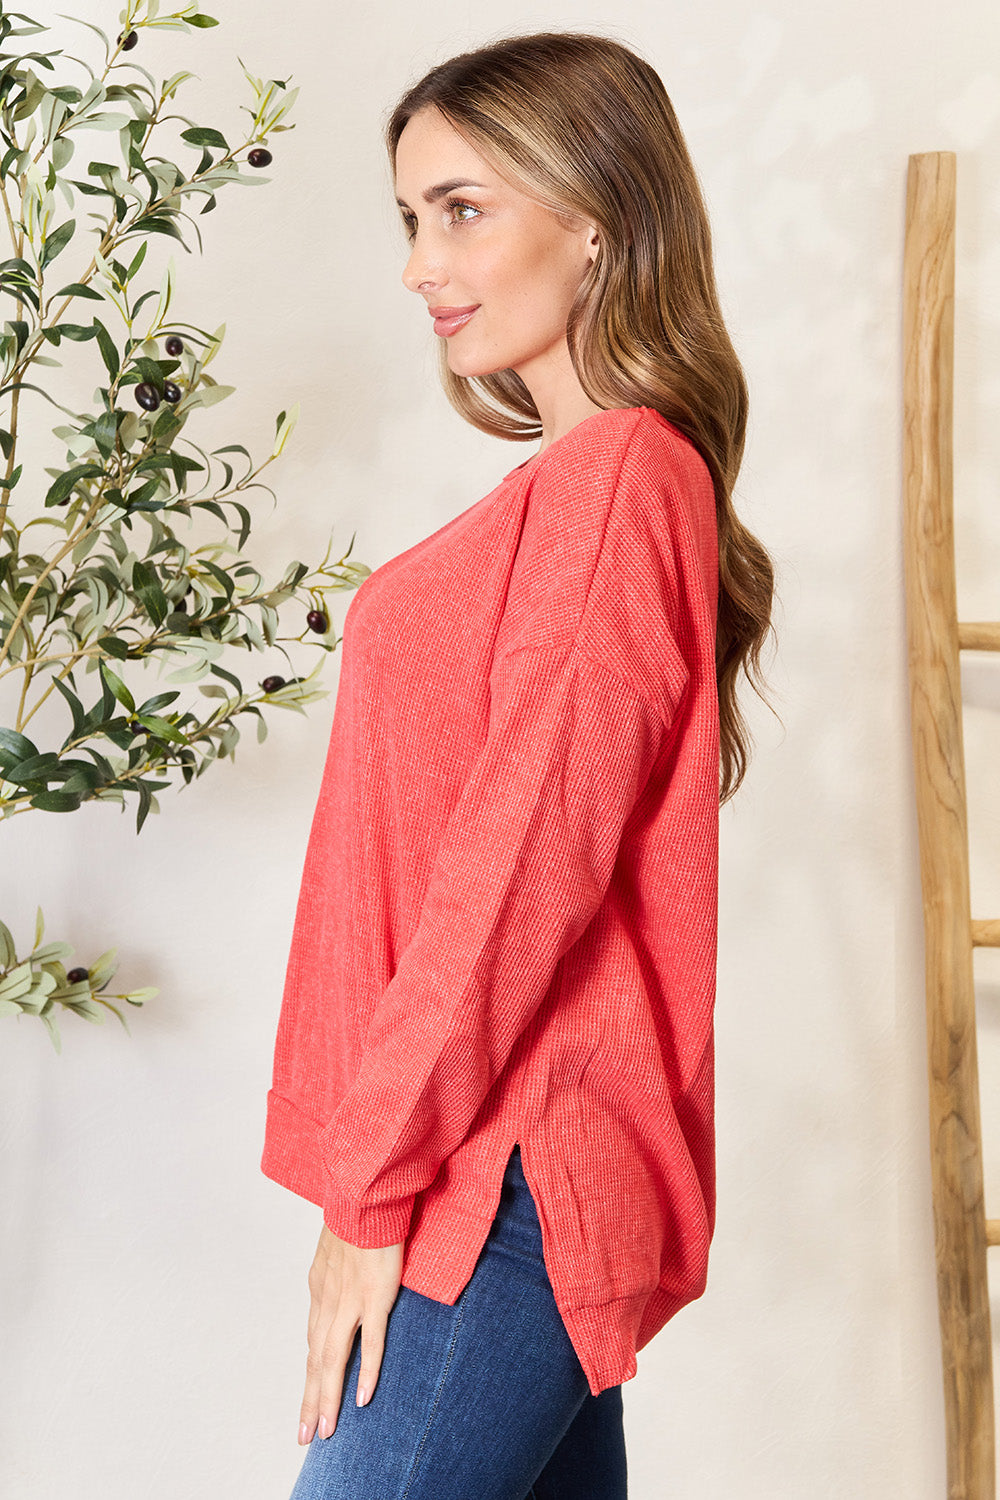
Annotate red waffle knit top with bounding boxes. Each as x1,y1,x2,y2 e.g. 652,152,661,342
261,404,720,1395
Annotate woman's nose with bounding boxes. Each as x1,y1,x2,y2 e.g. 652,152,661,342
401,236,445,296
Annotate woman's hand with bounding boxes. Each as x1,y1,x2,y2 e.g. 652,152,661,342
298,1223,405,1445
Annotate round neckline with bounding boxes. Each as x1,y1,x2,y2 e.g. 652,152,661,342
503,406,650,481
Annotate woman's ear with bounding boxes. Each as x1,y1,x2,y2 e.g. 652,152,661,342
586,225,600,264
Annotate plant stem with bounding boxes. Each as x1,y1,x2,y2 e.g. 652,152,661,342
0,174,26,539
0,495,113,674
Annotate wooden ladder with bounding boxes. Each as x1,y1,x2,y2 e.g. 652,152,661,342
903,149,1000,1499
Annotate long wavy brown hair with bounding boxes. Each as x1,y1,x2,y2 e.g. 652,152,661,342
385,31,775,803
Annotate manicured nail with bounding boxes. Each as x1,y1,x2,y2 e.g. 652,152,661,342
318,1414,330,1439
298,1423,310,1446
356,1385,368,1407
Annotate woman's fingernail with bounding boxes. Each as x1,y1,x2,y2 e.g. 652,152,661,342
356,1385,368,1407
298,1423,310,1446
318,1414,330,1439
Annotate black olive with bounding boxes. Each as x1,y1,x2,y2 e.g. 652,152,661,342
306,609,328,633
247,147,272,168
165,335,184,356
118,30,138,51
67,967,89,984
261,675,285,693
163,380,181,403
134,381,160,411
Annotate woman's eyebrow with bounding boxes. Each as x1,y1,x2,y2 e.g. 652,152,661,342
395,179,488,208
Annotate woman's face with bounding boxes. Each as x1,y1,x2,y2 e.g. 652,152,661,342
394,106,598,386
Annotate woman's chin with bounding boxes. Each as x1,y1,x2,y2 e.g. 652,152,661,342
445,346,509,381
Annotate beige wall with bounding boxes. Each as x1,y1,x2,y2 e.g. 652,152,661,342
3,0,1000,1494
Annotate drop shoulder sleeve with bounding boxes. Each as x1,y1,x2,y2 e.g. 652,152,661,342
317,638,678,1245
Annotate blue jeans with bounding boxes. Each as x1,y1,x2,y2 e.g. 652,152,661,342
289,1144,628,1500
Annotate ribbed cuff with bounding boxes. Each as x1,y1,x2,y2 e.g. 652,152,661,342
260,1089,325,1208
262,1090,416,1247
322,1188,415,1248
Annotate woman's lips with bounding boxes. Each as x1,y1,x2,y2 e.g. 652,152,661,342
430,305,479,337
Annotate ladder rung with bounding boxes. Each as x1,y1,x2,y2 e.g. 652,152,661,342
958,622,1000,651
972,920,1000,947
987,1220,1000,1247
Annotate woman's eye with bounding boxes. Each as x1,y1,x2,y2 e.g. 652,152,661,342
400,201,479,243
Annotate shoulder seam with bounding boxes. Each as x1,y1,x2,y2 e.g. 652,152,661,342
493,638,683,729
574,407,662,638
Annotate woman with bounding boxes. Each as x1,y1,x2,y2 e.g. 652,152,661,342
262,29,774,1500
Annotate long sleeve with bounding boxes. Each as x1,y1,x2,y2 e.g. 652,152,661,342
317,638,680,1246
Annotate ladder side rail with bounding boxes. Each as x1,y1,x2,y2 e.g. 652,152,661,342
902,149,994,1500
